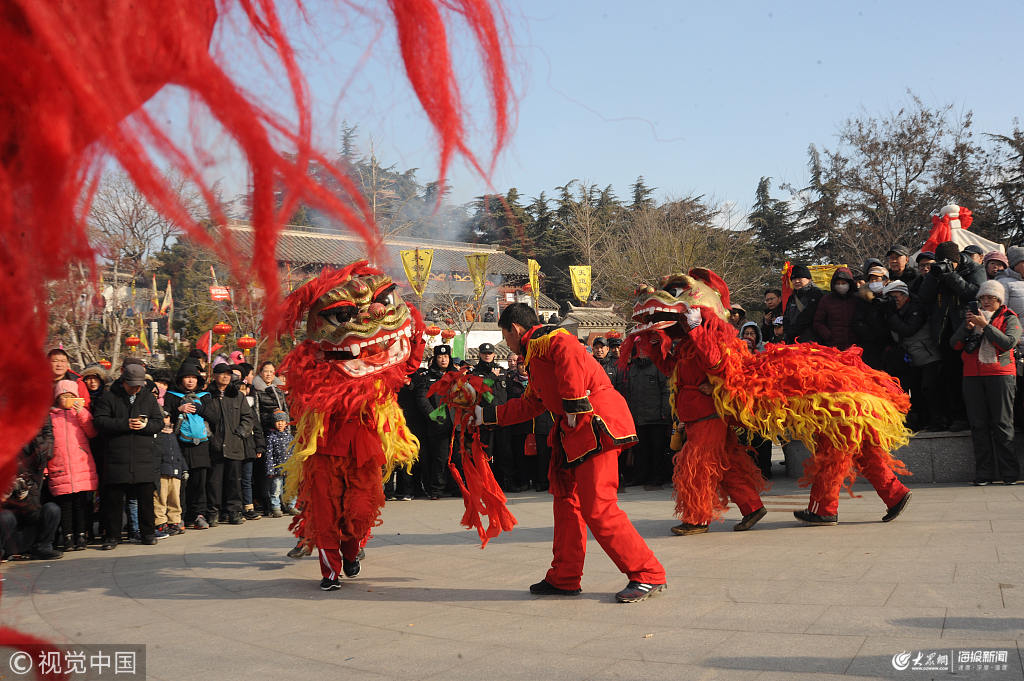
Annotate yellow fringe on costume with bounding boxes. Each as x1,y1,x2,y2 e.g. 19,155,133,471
282,410,326,502
524,327,572,368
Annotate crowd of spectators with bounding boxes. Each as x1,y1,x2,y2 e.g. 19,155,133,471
1,349,295,560
8,238,1019,559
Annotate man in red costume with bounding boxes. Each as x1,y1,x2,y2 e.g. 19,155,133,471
480,303,667,603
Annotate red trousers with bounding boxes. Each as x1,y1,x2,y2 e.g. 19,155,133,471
808,445,909,517
675,418,765,525
546,445,666,590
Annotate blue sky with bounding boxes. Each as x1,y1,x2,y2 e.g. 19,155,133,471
185,0,1024,215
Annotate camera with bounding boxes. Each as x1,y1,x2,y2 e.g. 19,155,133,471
963,333,983,354
930,260,954,277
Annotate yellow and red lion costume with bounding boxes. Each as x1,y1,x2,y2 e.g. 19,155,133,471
277,261,424,583
623,269,913,530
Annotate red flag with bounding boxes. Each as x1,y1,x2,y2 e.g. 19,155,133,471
196,331,223,355
780,261,793,313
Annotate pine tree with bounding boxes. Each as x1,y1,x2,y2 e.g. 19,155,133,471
748,177,799,269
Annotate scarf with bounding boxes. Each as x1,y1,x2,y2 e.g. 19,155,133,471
975,309,998,364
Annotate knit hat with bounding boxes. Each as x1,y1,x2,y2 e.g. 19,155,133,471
1007,246,1024,270
272,410,289,423
935,241,961,263
984,251,1009,267
54,379,79,398
977,280,1005,303
882,281,909,297
790,264,812,280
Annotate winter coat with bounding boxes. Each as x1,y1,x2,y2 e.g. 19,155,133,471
163,368,220,470
242,395,266,460
398,369,430,441
622,357,671,426
47,403,99,495
919,256,988,343
951,306,1022,377
852,285,890,371
158,431,188,479
4,416,54,520
209,382,254,461
253,375,289,430
416,360,455,435
891,265,919,290
597,355,620,388
264,429,293,476
882,294,940,367
995,269,1024,348
471,360,508,404
812,269,860,350
783,283,824,344
91,382,164,485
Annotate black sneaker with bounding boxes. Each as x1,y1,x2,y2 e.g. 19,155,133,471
192,515,210,529
529,579,582,596
973,479,991,487
734,507,767,532
1005,479,1018,486
320,577,341,591
615,581,667,603
882,490,912,522
141,536,158,546
343,557,360,578
229,513,244,525
670,523,709,536
207,515,219,527
794,510,838,526
287,542,311,559
101,538,118,551
243,509,262,521
31,547,64,560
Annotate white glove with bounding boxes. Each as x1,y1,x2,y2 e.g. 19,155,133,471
566,413,577,428
684,306,702,329
473,405,484,427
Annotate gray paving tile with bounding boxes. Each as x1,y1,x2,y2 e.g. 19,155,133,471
807,605,947,638
700,631,866,673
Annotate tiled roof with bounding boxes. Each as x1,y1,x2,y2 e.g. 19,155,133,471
228,224,530,277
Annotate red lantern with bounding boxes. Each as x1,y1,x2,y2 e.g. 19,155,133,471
523,283,531,292
125,336,141,354
425,325,441,337
441,329,456,342
98,359,112,371
213,321,233,336
237,335,258,357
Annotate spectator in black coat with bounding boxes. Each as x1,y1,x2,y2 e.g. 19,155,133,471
92,364,164,548
472,343,517,491
813,267,860,350
392,368,428,500
207,363,253,524
919,240,989,431
0,416,63,560
910,252,935,295
761,289,783,343
621,346,672,488
239,380,265,520
783,264,824,344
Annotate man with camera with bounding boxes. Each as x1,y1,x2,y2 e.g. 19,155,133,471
919,240,988,431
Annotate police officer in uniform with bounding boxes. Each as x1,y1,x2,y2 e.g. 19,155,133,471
415,345,457,499
472,343,518,491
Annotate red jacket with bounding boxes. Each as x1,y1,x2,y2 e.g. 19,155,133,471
486,327,637,463
954,306,1021,377
651,325,722,423
47,405,99,495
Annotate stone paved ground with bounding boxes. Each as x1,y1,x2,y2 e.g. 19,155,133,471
2,468,1024,680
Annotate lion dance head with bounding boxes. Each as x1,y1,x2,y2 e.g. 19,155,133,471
277,261,425,418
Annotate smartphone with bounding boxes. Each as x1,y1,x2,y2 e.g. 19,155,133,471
969,301,980,315
61,396,85,410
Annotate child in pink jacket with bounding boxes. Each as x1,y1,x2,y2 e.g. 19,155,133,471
48,379,99,551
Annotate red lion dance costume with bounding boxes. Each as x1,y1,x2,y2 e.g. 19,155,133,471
276,262,425,587
1,0,510,655
624,270,914,533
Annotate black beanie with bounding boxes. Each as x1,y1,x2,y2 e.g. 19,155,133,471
791,264,812,280
935,241,961,263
